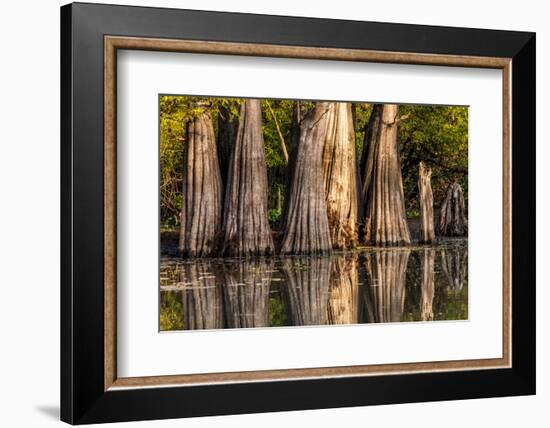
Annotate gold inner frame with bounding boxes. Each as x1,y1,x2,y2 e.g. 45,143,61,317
104,35,512,391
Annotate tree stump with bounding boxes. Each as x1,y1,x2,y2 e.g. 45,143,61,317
280,103,333,255
420,249,435,321
322,103,360,249
180,261,224,330
418,161,435,244
178,113,223,257
363,249,410,323
362,104,411,246
327,254,359,325
438,181,468,236
220,260,272,328
222,99,274,257
282,256,331,326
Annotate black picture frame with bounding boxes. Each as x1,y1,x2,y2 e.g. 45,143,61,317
61,2,535,424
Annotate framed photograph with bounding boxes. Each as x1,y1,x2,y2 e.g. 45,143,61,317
61,2,535,424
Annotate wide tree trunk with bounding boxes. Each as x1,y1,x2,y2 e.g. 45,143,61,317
178,113,223,257
418,161,436,244
322,103,360,249
180,261,224,330
222,99,274,257
281,103,333,255
363,104,411,246
420,249,435,321
220,260,272,328
363,249,410,323
327,254,359,325
217,103,238,187
441,247,467,292
282,256,331,326
438,181,468,236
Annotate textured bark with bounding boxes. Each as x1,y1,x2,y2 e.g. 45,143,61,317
222,99,274,257
438,182,468,236
180,261,224,330
363,104,411,246
220,260,272,328
282,256,331,326
327,254,359,325
418,161,436,244
217,104,238,187
360,104,382,202
281,103,333,255
322,103,360,249
178,113,223,257
441,247,468,292
363,250,410,323
420,249,435,321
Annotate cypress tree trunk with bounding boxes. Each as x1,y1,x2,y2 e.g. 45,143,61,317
220,260,272,328
222,99,274,257
322,103,360,249
178,113,223,257
441,247,467,292
360,104,382,202
180,261,224,330
364,249,410,323
327,254,359,325
438,181,468,236
282,256,331,326
217,103,237,187
363,104,411,246
281,103,332,255
420,249,435,321
418,161,435,244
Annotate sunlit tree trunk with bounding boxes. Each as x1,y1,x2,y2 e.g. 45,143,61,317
420,249,435,321
220,260,272,328
180,261,224,330
364,249,410,323
282,256,331,326
322,103,360,249
438,181,468,236
363,104,411,246
178,113,223,257
281,103,332,255
418,161,435,244
222,99,274,257
327,254,359,325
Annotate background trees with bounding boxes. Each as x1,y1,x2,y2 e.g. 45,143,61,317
160,95,468,253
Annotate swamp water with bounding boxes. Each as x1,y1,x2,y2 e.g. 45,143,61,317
160,241,467,331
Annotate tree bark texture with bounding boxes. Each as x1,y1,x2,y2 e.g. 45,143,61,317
363,249,410,323
180,261,224,330
282,256,331,326
441,247,467,292
327,254,359,325
281,103,333,255
222,99,275,257
322,102,360,249
217,104,238,187
418,161,436,244
363,104,411,246
420,249,435,321
360,104,382,202
438,181,468,236
220,260,272,328
178,113,223,257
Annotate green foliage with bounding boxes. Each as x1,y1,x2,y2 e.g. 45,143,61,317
269,291,289,327
159,291,184,331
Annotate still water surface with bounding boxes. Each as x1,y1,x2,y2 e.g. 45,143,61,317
160,241,467,331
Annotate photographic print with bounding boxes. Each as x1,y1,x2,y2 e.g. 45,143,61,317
159,96,468,331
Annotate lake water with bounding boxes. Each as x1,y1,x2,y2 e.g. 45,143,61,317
160,241,467,331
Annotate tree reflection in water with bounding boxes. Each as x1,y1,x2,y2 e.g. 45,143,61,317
159,243,468,331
